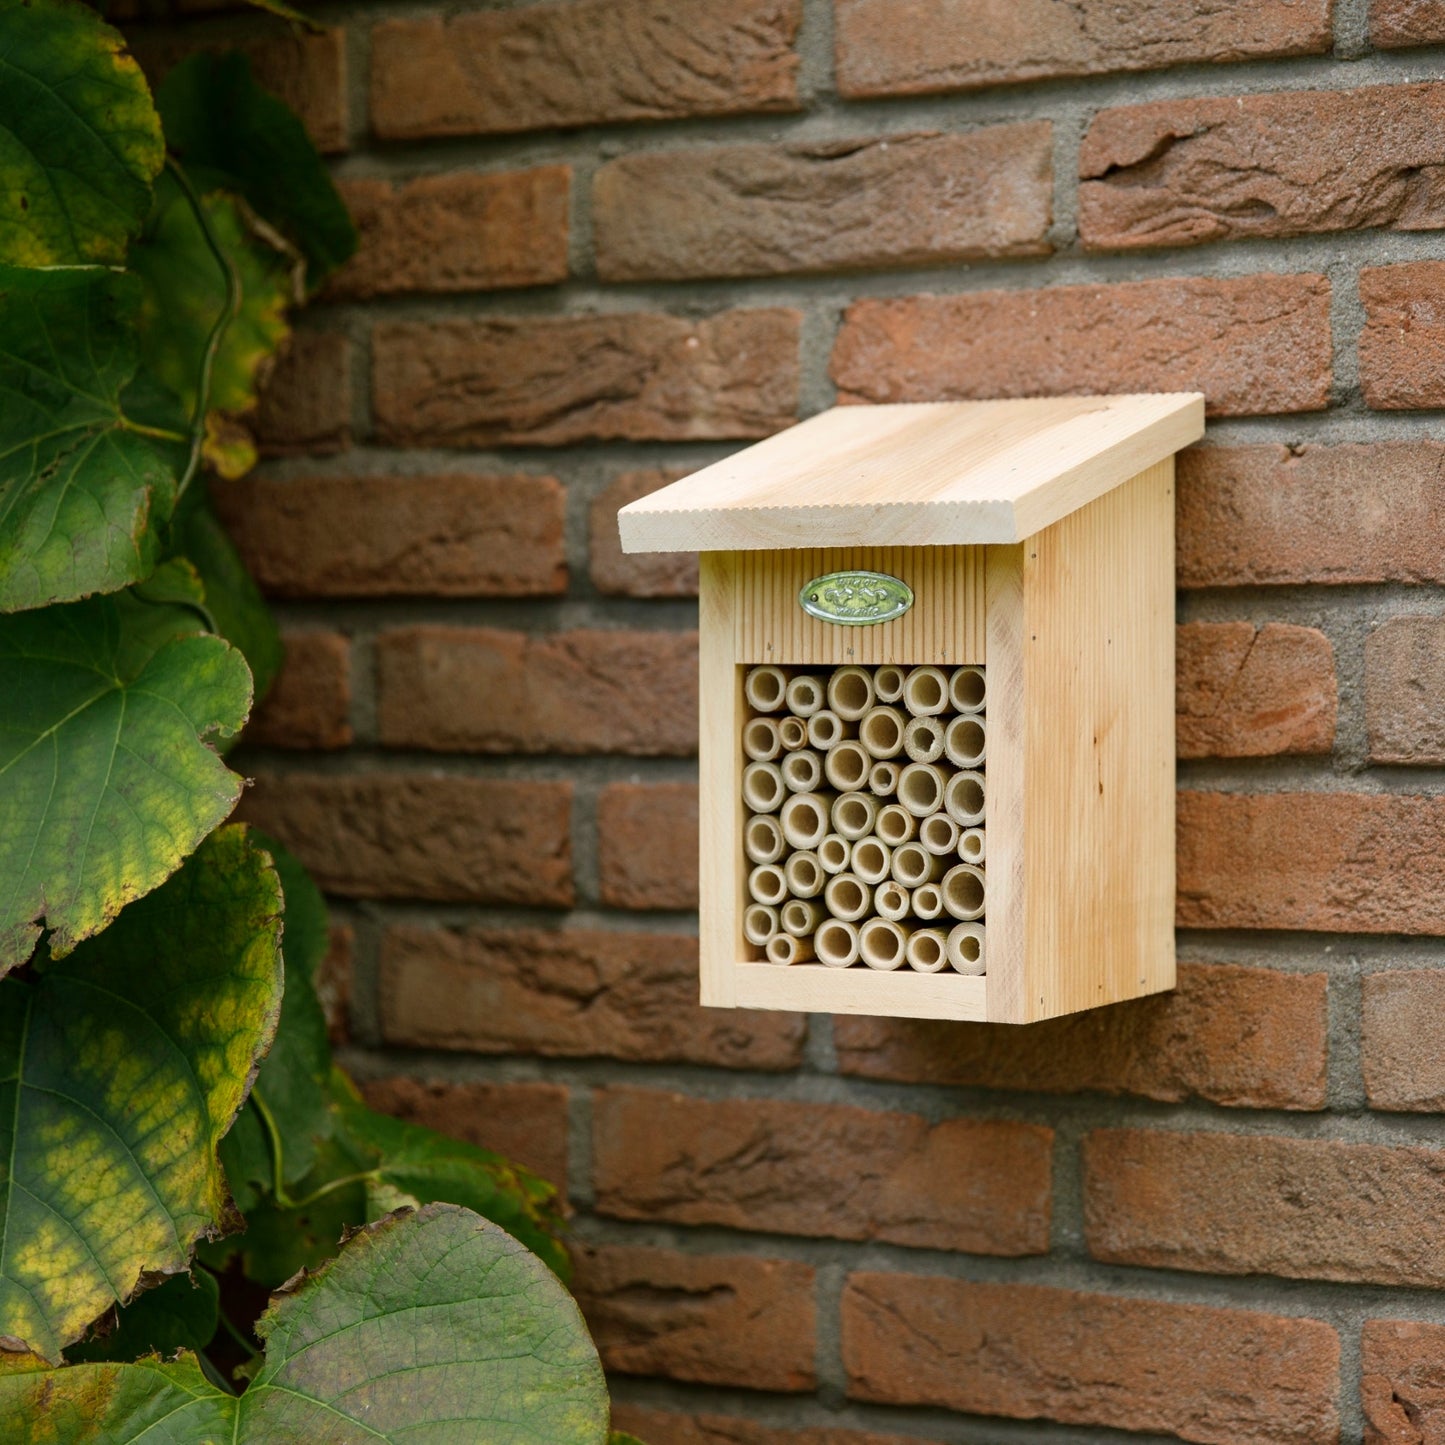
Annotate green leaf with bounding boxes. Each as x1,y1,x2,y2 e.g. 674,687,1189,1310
609,1434,648,1444
66,1271,219,1365
238,0,325,33
157,53,357,291
0,826,284,1361
1,1204,610,1443
0,589,252,972
0,0,164,266
0,266,179,612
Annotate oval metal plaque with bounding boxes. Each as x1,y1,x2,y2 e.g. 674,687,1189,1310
799,570,914,626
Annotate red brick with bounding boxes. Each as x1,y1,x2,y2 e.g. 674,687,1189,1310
594,126,1051,282
212,474,565,600
1362,1320,1445,1445
592,1085,1052,1255
1086,1128,1445,1288
1178,791,1445,934
318,923,353,1046
1373,0,1445,46
610,1407,941,1445
357,1077,570,1193
1362,971,1445,1111
254,332,350,455
589,469,699,598
1176,622,1336,758
1081,85,1445,251
835,0,1329,98
843,1272,1339,1444
1367,616,1445,763
831,275,1331,418
835,962,1328,1110
572,1244,815,1393
245,631,352,751
376,627,697,755
237,773,573,906
598,782,698,910
328,169,569,299
373,310,799,447
1178,442,1445,587
370,0,801,140
1361,262,1445,410
378,925,804,1070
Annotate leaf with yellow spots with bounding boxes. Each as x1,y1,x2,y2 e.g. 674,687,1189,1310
0,1204,609,1443
0,825,283,1362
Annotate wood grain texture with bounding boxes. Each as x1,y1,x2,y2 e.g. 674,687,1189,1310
735,961,987,1019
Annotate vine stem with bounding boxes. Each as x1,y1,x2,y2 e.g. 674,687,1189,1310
251,1086,379,1210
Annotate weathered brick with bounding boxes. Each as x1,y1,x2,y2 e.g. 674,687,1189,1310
835,0,1329,98
843,1272,1339,1444
1178,442,1445,587
1362,971,1445,1111
254,332,350,455
357,1077,570,1192
1367,616,1445,764
373,310,799,447
245,631,352,751
318,923,353,1046
597,783,698,910
370,0,801,140
594,126,1051,282
572,1244,815,1393
328,169,569,299
831,276,1331,417
212,474,566,600
375,627,698,755
1361,1320,1445,1445
1178,791,1445,934
1081,85,1445,251
1086,1128,1445,1288
590,470,699,598
237,774,573,906
1372,0,1445,47
592,1086,1052,1255
834,962,1328,1110
378,925,804,1070
610,1407,941,1445
1176,622,1336,758
1361,262,1445,410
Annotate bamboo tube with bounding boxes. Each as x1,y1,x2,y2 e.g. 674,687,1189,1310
859,705,906,759
906,927,949,973
824,739,871,792
898,761,949,818
875,803,916,847
828,665,876,721
807,710,847,749
903,715,945,764
943,770,986,827
742,716,782,762
742,761,786,814
949,665,987,715
919,813,960,857
781,898,825,937
851,837,892,885
818,833,851,875
784,850,825,899
744,664,788,713
832,791,879,841
902,665,949,716
868,760,900,797
816,918,861,968
941,863,986,921
859,917,910,971
944,715,987,769
778,715,810,751
748,863,789,907
958,827,986,864
767,932,816,965
781,747,824,794
744,813,786,865
743,903,780,946
874,664,906,703
823,873,872,923
780,791,834,850
891,841,942,887
946,920,986,975
912,883,944,919
785,673,826,717
875,880,911,921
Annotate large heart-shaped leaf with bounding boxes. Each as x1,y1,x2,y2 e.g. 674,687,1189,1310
0,826,283,1362
0,590,251,971
0,0,164,266
0,1204,610,1443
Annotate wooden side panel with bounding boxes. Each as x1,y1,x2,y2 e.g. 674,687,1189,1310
736,545,985,665
1012,459,1177,1022
735,964,987,1020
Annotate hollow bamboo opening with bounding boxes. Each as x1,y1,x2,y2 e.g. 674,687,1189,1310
941,863,986,920
743,904,780,946
912,883,944,919
744,814,785,865
785,674,826,717
874,664,906,703
742,761,786,813
807,710,845,749
902,665,948,716
903,715,945,763
823,873,872,922
898,762,946,817
784,850,824,899
851,837,892,885
781,748,823,794
943,770,986,826
868,761,900,797
824,740,871,792
745,664,788,713
781,898,824,936
919,813,960,856
748,864,789,907
818,833,851,874
767,932,816,965
891,841,940,887
906,927,948,973
816,918,860,967
743,717,781,762
780,792,833,850
946,920,986,974
778,716,809,751
859,917,909,971
859,706,905,759
944,715,987,769
949,665,987,714
875,881,911,921
958,827,986,864
832,791,878,841
828,665,876,721
875,804,915,846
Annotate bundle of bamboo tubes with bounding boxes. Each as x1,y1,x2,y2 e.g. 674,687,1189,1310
741,662,987,975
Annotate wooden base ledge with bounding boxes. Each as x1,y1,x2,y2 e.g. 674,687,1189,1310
731,962,987,1020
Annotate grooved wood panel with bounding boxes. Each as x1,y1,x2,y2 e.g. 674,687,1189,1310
735,546,985,664
735,962,987,1019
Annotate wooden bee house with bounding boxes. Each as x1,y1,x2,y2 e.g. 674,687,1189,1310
618,394,1205,1024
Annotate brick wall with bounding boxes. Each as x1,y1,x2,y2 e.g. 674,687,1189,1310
133,1,1445,1439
